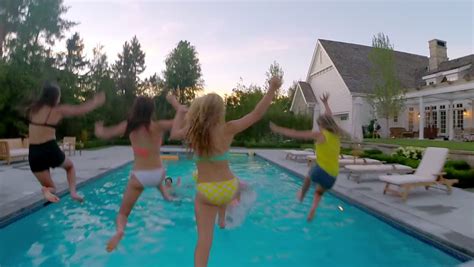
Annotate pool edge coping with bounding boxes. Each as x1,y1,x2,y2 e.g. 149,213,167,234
0,161,132,229
254,152,473,262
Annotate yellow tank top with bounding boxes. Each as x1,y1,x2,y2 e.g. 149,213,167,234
315,130,341,177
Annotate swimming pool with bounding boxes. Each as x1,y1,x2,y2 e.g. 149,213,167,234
0,155,461,266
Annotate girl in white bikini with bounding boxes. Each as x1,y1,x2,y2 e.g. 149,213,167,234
94,96,183,252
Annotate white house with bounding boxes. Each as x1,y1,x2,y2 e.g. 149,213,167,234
291,38,474,140
289,81,316,115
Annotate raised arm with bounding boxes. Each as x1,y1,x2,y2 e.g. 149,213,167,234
155,120,174,131
166,94,187,140
270,122,323,141
59,92,105,117
320,93,332,116
226,76,282,134
94,121,127,140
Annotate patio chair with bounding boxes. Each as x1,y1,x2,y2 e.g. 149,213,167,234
0,138,29,164
307,155,377,167
285,149,314,161
345,164,414,183
379,147,458,201
61,137,77,156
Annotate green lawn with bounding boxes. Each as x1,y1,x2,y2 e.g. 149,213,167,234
364,138,474,152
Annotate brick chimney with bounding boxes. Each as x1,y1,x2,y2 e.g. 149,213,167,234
428,39,448,71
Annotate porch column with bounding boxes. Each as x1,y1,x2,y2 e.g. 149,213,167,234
419,96,424,139
448,100,454,140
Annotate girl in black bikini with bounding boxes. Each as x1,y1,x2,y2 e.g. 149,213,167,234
28,81,105,203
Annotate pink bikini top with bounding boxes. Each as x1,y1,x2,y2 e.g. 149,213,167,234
130,127,161,158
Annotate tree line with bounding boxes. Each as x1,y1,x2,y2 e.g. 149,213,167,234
0,0,311,146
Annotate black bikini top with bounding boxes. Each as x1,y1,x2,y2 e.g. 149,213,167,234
29,108,58,129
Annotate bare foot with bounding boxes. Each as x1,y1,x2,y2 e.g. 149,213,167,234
42,187,60,203
297,190,304,202
71,192,84,203
106,231,124,252
218,216,226,229
307,208,316,222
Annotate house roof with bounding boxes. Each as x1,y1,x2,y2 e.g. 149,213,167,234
425,54,474,75
298,81,316,103
319,39,429,93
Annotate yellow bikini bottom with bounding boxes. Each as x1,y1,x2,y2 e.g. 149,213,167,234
196,177,239,206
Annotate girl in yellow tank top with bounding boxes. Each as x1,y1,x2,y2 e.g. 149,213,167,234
270,93,346,222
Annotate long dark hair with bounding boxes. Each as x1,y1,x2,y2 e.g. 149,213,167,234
125,96,155,136
29,82,61,115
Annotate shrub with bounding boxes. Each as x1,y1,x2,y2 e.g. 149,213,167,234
445,160,471,170
393,146,425,160
364,149,383,155
341,147,353,155
83,138,131,149
444,168,474,188
243,140,307,149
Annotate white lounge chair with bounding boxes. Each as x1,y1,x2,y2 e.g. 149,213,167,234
338,158,381,167
285,150,314,161
307,154,356,166
379,147,458,201
307,155,380,167
345,164,414,183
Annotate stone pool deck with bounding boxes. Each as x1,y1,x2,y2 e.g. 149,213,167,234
255,149,474,260
1,146,473,260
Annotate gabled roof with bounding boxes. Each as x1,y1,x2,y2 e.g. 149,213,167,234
298,81,316,103
426,54,474,75
319,39,429,93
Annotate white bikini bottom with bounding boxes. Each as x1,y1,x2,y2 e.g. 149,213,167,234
132,168,166,187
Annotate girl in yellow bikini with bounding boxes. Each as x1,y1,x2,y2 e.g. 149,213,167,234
167,76,282,267
270,93,347,222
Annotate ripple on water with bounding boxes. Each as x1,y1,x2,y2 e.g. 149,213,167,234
0,158,461,267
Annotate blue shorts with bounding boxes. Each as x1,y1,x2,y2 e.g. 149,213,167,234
308,164,336,190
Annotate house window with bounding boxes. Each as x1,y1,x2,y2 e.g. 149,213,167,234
431,106,437,128
454,103,464,128
409,107,414,111
440,105,446,134
425,106,431,125
340,114,348,121
393,115,398,123
428,81,435,85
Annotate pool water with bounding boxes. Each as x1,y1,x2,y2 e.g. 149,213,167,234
0,155,461,267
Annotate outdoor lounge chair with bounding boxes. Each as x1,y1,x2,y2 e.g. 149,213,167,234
307,155,378,167
345,164,414,183
0,138,29,164
285,150,314,161
61,137,77,156
379,147,458,201
307,154,354,163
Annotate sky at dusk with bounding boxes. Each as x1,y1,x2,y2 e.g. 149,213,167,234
60,0,473,95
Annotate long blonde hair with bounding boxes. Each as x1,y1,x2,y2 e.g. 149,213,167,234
185,93,225,156
317,114,349,138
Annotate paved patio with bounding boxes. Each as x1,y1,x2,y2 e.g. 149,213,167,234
1,146,473,260
0,146,134,225
255,149,474,259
